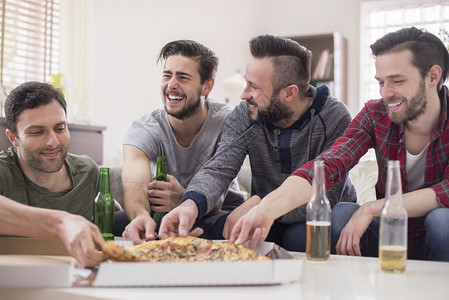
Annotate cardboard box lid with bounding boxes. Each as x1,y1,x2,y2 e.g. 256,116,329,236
0,255,74,287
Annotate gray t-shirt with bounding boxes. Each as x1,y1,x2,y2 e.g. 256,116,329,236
123,99,246,214
0,147,99,220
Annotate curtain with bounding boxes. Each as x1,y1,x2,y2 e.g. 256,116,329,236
0,0,60,94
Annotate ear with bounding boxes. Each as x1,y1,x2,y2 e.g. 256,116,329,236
201,78,215,97
283,84,299,103
5,129,18,147
428,65,442,87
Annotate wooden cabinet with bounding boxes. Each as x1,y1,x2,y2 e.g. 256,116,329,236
287,32,347,104
0,118,105,165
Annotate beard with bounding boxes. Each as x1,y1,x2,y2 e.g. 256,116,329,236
18,142,68,173
164,88,202,120
386,80,427,124
252,91,294,127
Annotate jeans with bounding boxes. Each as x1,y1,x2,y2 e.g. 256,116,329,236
210,212,307,252
331,202,379,257
331,202,449,261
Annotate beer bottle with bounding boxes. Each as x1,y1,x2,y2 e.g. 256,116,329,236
151,156,167,230
94,167,115,240
306,159,331,261
379,160,408,273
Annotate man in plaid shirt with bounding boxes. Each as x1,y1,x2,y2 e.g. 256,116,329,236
230,27,449,261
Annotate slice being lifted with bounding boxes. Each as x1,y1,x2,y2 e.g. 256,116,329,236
102,236,270,262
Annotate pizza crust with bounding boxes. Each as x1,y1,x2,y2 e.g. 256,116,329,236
102,236,270,262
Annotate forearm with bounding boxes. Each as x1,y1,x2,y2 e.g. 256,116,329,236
258,176,313,221
394,188,438,218
362,188,439,219
123,181,151,220
0,195,67,238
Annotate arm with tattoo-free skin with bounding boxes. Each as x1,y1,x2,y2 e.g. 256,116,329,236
230,176,313,248
121,145,157,244
336,188,439,256
0,195,107,267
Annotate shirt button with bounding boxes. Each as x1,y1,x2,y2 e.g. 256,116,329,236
274,129,281,135
273,146,279,151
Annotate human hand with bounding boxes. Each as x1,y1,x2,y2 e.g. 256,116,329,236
122,214,157,245
229,205,273,249
158,200,203,239
147,174,185,212
222,196,261,240
57,213,107,268
335,204,375,256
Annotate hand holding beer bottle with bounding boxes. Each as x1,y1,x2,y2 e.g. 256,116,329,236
379,160,407,274
306,159,331,261
150,156,167,231
94,167,115,240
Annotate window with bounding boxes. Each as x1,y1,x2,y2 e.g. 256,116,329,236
0,0,60,94
360,1,449,108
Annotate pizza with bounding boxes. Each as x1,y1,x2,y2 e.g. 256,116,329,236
102,236,270,262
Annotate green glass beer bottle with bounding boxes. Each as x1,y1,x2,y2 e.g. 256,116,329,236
94,167,115,240
151,156,167,230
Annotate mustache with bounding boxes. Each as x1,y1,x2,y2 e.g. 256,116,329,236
246,99,257,107
165,89,185,97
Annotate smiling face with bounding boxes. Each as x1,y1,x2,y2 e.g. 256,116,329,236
8,100,69,173
375,50,428,124
240,56,294,126
160,55,209,120
241,56,274,122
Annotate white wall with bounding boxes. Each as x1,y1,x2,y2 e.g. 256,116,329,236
81,0,361,166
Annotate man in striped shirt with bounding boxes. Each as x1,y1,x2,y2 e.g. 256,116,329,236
231,27,449,261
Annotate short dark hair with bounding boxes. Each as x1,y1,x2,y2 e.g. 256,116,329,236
5,81,66,135
370,27,449,91
249,34,312,95
157,40,219,84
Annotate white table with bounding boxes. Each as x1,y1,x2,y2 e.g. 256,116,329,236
1,252,448,300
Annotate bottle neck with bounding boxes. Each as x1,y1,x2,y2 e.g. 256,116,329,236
156,156,167,182
386,161,403,205
99,168,110,194
313,160,327,198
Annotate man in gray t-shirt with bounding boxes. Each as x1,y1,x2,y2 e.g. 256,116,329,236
121,40,246,244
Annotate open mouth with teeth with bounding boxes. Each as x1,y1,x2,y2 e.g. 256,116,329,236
167,94,185,103
387,99,405,112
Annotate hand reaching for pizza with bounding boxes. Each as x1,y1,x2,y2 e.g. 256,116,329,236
56,212,108,267
122,214,158,245
158,199,203,239
147,174,185,212
222,195,261,240
229,205,274,249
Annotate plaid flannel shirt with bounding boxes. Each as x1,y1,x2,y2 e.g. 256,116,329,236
293,86,449,251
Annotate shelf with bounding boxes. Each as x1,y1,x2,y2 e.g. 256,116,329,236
287,32,347,104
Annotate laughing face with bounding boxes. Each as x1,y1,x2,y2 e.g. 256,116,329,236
161,55,206,120
375,50,429,124
241,56,294,126
11,101,69,174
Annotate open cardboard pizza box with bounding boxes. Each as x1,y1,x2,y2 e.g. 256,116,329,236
94,241,302,287
0,237,74,287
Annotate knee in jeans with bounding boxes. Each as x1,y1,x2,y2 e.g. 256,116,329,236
332,203,360,227
425,208,449,238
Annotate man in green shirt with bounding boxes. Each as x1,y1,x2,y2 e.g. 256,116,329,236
0,81,107,267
